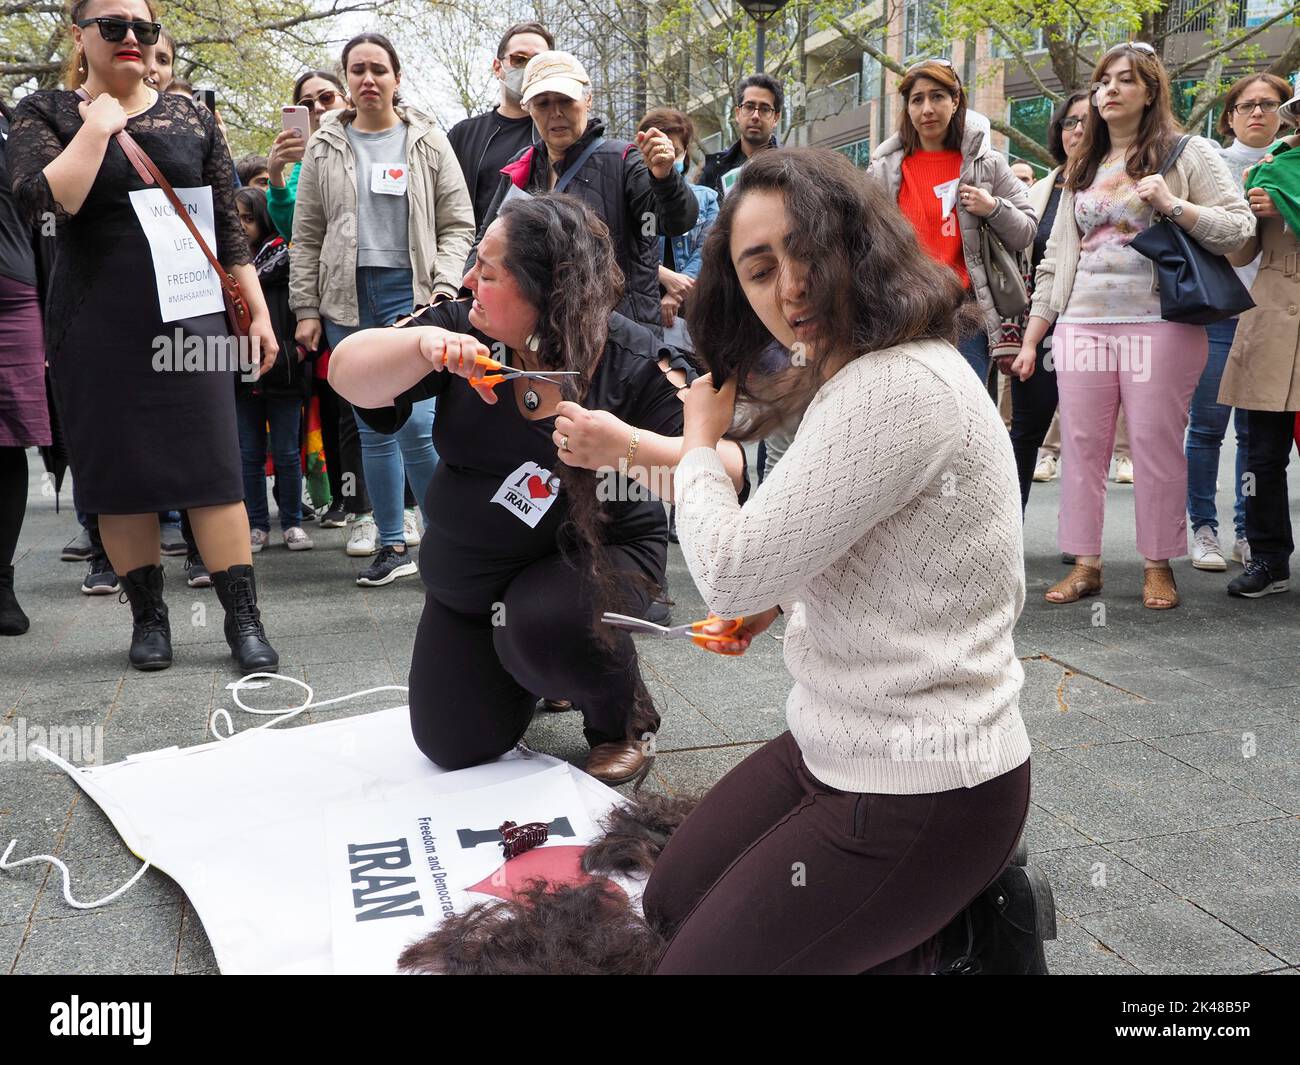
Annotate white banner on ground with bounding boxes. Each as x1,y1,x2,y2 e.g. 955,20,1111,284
30,706,627,974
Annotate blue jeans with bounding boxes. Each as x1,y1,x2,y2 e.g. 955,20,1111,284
957,329,995,400
1186,317,1248,538
324,266,437,547
235,392,304,531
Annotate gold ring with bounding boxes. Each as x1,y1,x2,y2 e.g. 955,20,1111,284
560,435,570,451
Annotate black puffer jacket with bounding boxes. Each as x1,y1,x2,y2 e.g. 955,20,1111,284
241,236,311,398
471,118,698,334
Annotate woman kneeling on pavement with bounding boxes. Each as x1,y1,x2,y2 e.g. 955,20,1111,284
328,193,745,784
401,149,1055,976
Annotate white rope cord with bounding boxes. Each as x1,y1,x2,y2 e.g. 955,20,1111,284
2,676,409,911
0,839,152,910
208,672,409,739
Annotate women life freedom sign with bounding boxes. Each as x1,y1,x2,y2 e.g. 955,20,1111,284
128,185,226,321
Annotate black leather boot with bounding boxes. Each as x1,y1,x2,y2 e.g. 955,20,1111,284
211,564,279,673
119,564,172,671
0,564,30,636
935,862,1057,975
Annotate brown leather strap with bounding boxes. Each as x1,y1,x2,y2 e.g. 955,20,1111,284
76,87,241,305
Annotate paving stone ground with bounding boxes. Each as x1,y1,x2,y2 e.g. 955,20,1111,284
2,443,1297,975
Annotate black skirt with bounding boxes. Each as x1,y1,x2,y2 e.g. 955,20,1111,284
10,90,249,514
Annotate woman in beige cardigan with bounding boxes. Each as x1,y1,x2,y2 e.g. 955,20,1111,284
1011,44,1254,609
288,33,474,587
1221,129,1300,599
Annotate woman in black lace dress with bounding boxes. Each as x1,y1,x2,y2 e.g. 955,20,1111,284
8,0,280,672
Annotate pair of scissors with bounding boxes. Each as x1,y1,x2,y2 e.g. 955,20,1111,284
601,613,747,656
465,353,578,390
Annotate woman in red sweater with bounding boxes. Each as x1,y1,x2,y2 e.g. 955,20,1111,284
867,60,1036,388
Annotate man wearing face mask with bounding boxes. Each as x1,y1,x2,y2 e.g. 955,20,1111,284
446,22,553,228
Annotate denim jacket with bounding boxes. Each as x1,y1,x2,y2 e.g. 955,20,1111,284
659,181,719,279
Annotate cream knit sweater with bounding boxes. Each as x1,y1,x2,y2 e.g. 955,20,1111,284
674,339,1032,794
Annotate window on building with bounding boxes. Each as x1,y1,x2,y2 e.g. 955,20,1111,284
903,0,947,62
834,137,873,169
861,37,883,104
1246,0,1287,24
1165,0,1247,32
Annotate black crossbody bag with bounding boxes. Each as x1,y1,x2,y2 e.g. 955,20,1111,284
1128,135,1255,325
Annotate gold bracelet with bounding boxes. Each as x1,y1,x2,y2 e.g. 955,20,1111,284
626,428,641,468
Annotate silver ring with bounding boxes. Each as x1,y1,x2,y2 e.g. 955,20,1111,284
560,435,570,451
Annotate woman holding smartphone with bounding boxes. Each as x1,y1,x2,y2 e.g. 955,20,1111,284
8,0,281,671
266,69,365,532
289,34,476,587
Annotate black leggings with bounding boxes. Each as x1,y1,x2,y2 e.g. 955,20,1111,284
1008,343,1059,511
316,380,372,514
0,447,28,568
408,547,660,769
643,732,1031,974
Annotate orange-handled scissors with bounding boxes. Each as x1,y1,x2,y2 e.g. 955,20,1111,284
461,352,578,390
600,612,747,656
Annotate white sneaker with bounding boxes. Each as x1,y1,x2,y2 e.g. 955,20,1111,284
1190,525,1227,571
283,526,314,551
1232,537,1252,566
1033,453,1058,482
403,507,423,547
1113,457,1134,484
346,515,378,557
250,528,269,553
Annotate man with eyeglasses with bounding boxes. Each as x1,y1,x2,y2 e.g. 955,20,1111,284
699,74,783,198
447,22,554,228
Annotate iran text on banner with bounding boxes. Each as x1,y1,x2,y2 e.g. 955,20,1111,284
27,706,628,974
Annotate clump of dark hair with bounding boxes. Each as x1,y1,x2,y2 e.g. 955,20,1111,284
688,147,967,441
397,879,664,975
582,793,700,877
396,791,702,974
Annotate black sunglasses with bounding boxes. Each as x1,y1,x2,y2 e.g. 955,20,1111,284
76,17,162,46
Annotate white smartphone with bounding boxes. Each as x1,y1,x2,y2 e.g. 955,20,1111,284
281,105,310,140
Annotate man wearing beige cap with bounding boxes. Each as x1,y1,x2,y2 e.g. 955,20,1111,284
470,50,699,334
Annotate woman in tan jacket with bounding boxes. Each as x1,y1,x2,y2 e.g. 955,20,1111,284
288,33,475,587
1221,128,1300,598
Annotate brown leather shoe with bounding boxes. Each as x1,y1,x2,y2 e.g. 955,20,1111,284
585,739,655,788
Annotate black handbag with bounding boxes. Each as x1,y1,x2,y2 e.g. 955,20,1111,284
1128,135,1255,325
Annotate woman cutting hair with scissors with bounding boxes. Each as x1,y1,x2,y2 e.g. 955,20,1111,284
329,193,746,784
